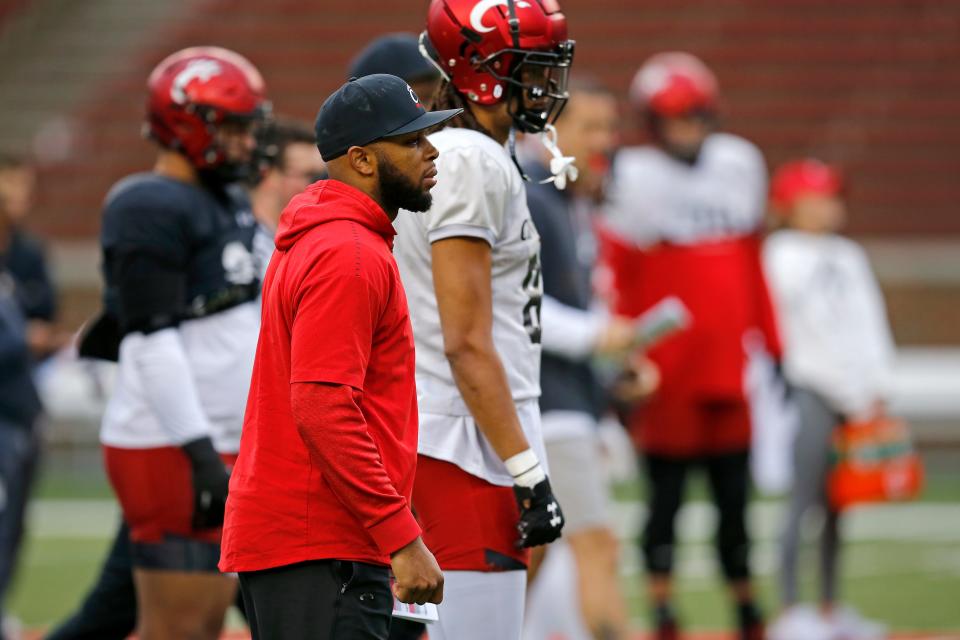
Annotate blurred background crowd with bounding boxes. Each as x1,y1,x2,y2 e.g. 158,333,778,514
0,0,958,638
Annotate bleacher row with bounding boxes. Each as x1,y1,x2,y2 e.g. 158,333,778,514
1,0,959,343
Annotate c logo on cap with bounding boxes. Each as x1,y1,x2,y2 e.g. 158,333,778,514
408,85,422,108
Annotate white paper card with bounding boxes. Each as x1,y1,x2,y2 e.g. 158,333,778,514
391,598,439,623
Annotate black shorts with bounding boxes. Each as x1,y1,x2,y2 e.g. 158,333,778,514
239,559,393,640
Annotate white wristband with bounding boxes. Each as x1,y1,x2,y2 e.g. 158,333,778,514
505,449,546,489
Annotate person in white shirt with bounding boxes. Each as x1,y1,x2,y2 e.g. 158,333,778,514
764,158,893,640
392,1,575,638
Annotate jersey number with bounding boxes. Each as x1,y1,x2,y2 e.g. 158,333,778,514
522,254,543,344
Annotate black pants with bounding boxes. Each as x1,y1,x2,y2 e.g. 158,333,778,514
641,450,751,581
0,424,39,637
240,560,394,640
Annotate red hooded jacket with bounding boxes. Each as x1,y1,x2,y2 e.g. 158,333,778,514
220,180,420,572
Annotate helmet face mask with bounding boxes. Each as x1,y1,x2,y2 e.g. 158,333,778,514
649,109,716,165
201,112,270,184
483,42,573,133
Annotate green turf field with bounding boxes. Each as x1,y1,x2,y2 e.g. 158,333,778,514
6,450,960,633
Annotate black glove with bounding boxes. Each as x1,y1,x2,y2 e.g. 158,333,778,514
77,311,121,362
513,477,565,548
181,436,230,530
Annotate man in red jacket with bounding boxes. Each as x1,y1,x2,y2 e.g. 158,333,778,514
601,53,780,640
220,74,460,640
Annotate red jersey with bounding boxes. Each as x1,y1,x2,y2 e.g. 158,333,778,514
602,135,780,400
601,231,780,399
220,180,420,572
601,135,781,455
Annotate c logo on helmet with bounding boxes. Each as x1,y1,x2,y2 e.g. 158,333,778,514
171,59,223,104
469,0,531,34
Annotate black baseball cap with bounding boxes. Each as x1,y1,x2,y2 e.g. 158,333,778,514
348,32,439,83
315,74,461,162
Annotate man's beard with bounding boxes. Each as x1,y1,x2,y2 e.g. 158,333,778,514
377,153,432,213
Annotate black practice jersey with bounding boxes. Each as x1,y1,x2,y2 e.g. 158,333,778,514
525,162,606,419
99,173,259,335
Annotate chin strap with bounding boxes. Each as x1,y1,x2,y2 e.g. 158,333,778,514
508,125,579,190
538,124,578,190
508,127,531,182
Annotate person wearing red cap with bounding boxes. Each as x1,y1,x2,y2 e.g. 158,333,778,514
765,159,893,640
601,52,780,640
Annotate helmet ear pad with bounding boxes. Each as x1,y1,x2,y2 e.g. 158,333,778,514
148,105,214,157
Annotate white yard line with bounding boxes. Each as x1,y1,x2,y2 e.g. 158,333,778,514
22,499,960,583
25,498,960,546
609,501,960,544
26,500,120,538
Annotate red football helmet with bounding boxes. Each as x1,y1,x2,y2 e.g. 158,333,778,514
145,46,269,171
421,0,574,133
770,158,844,211
629,52,718,118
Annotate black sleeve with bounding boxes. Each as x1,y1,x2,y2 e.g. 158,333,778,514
102,183,190,334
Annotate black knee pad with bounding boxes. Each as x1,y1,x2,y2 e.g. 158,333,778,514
716,538,750,580
642,502,680,575
642,541,675,575
641,522,676,575
131,534,222,572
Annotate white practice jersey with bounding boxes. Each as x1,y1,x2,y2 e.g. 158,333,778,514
100,300,260,453
393,127,545,484
605,133,767,247
763,230,895,418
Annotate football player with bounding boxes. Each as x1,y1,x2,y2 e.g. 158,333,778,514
601,52,780,640
392,1,574,638
78,46,267,640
